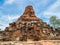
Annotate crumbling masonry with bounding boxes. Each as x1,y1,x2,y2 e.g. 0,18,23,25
0,6,59,41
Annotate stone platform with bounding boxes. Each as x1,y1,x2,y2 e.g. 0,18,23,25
0,40,60,45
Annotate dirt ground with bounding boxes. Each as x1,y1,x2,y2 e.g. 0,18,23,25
0,40,60,45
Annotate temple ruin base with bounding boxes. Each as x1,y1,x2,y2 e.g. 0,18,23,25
0,40,60,45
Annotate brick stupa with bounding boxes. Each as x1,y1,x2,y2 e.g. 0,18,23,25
0,6,59,41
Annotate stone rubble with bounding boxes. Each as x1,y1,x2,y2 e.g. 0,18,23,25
0,5,60,41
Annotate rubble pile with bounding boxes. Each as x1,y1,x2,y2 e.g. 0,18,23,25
0,6,59,41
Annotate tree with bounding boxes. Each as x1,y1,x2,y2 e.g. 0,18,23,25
49,16,57,28
56,19,60,28
49,15,60,29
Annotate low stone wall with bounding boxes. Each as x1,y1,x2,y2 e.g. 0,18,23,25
0,40,60,45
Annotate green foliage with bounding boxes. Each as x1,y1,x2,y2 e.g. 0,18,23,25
50,16,57,28
56,19,60,28
49,15,60,28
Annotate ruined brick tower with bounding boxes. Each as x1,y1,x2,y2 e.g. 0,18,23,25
1,5,57,41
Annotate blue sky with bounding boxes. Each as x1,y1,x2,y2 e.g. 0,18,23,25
0,0,60,30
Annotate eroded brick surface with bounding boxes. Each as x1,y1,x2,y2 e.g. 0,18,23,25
0,41,60,45
0,5,60,41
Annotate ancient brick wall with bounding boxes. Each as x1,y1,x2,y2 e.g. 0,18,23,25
0,5,60,41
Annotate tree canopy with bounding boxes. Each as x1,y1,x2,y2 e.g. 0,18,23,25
49,15,60,28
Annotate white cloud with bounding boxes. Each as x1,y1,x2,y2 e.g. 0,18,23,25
0,15,20,30
7,15,20,22
0,24,9,30
47,0,60,10
43,0,60,18
5,0,15,4
44,12,60,17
